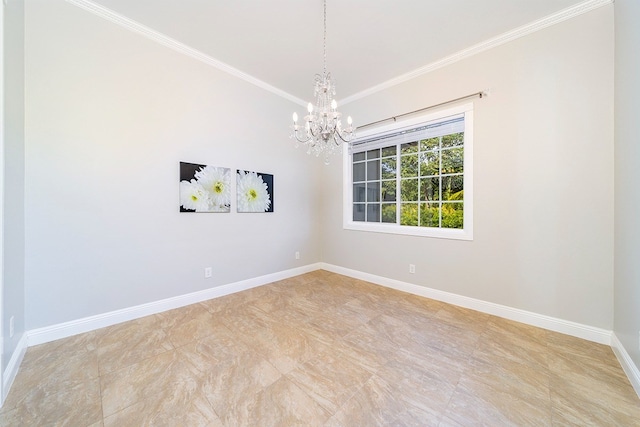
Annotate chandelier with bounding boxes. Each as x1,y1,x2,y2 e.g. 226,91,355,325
290,0,355,164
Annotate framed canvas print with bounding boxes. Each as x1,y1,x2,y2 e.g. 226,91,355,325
179,162,231,213
236,170,274,213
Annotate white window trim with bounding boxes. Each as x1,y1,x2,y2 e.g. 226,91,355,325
342,103,474,240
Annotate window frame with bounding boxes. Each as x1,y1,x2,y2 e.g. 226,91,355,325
343,103,474,240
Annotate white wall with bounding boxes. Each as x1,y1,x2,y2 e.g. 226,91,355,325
3,0,26,376
24,0,321,330
20,0,621,340
614,0,640,371
321,6,615,329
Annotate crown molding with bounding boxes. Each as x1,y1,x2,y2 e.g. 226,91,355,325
339,0,613,105
64,0,611,108
63,0,307,106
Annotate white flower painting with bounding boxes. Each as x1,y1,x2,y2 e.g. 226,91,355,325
180,162,231,213
237,170,273,213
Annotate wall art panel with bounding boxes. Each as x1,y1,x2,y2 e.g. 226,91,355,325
179,162,231,212
236,170,274,213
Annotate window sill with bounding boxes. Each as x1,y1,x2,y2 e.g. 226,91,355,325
343,221,473,240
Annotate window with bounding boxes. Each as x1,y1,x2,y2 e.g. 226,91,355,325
343,104,473,240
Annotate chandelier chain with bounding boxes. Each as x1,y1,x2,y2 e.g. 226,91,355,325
323,0,327,76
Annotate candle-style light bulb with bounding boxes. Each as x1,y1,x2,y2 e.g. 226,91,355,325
331,99,337,110
307,103,313,113
293,112,298,123
347,116,353,125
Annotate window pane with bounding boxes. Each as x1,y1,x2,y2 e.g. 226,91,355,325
353,152,365,162
367,204,380,222
353,204,365,221
353,162,365,182
400,203,418,226
367,149,380,159
367,160,380,180
442,175,463,201
401,141,418,154
381,180,396,201
353,183,366,203
420,177,440,202
441,147,463,174
381,203,396,223
442,202,463,228
419,203,440,228
442,132,464,148
381,157,397,180
367,182,380,202
401,154,419,178
420,137,440,152
381,146,397,157
419,151,439,177
401,178,419,201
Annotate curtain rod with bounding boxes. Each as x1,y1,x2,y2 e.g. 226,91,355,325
356,91,487,130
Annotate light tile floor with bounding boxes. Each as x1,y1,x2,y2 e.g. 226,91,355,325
1,271,639,426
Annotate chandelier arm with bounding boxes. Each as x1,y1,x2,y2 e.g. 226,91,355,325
307,122,322,139
292,131,311,144
292,124,313,143
334,127,354,144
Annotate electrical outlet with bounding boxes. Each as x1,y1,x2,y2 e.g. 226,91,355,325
409,264,416,274
295,251,300,260
9,316,14,338
204,267,212,278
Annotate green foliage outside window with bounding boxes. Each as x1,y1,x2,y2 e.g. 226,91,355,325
353,132,464,229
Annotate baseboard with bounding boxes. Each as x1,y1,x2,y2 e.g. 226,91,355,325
24,261,613,348
319,263,612,345
2,333,28,406
19,261,617,387
28,263,322,346
611,333,640,398
7,262,630,408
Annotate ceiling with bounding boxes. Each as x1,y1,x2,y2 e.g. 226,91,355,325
88,0,594,104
